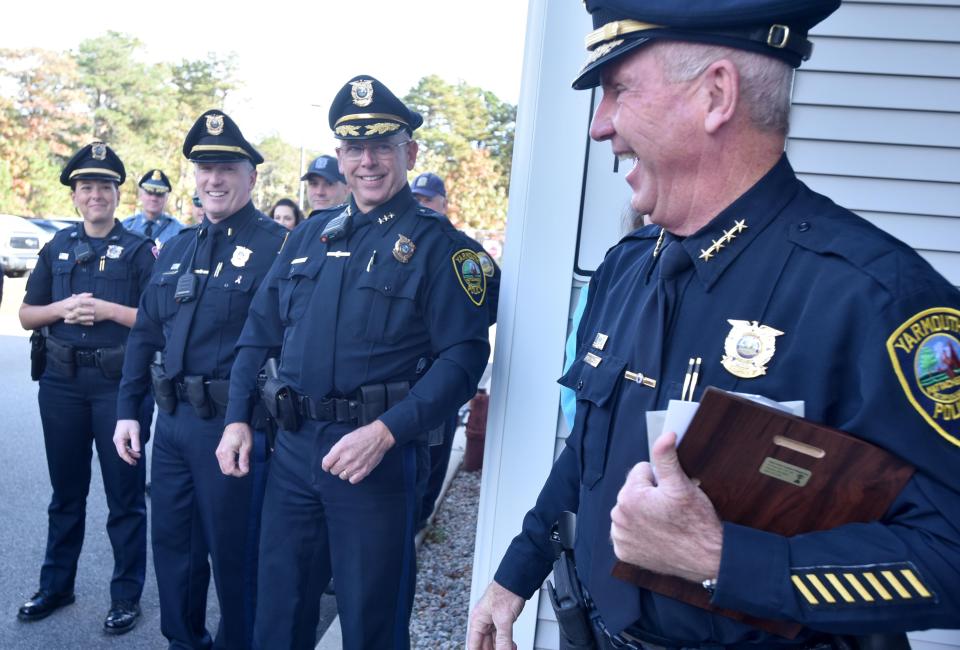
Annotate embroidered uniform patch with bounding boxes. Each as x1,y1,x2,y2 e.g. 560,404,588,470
791,563,935,609
477,251,495,278
887,307,960,448
451,248,486,307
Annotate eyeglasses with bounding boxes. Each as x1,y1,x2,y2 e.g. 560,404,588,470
337,140,409,162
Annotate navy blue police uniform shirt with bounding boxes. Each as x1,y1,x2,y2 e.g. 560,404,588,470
117,201,287,419
25,220,155,349
416,204,501,327
226,185,491,445
494,156,960,642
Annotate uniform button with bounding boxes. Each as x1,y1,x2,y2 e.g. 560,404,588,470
798,222,810,232
383,285,392,292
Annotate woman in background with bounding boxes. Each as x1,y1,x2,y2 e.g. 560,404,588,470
269,198,304,230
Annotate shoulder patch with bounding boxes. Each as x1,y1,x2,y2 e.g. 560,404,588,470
887,307,960,447
451,248,486,307
476,251,495,278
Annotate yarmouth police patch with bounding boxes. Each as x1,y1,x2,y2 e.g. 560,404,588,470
452,248,486,307
887,307,960,448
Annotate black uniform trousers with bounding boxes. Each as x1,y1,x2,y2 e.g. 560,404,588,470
419,413,459,527
254,419,426,650
151,405,267,650
37,364,152,603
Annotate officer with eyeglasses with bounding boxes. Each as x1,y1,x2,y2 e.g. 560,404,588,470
216,75,491,649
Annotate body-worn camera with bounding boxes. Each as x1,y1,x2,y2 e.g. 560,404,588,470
319,212,352,244
174,273,197,303
74,241,94,264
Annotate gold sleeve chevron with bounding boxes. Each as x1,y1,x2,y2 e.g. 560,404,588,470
790,563,936,609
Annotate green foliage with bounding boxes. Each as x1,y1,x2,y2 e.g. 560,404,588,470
404,75,515,232
253,135,307,213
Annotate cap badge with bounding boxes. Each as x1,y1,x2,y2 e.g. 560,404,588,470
722,319,783,378
106,245,124,260
91,142,107,161
350,79,374,107
887,307,960,448
205,114,225,136
451,248,486,307
417,176,428,187
392,234,415,263
151,169,162,181
231,245,252,268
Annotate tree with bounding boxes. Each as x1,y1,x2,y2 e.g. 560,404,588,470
253,135,304,213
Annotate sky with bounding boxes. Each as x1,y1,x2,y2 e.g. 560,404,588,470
1,0,531,153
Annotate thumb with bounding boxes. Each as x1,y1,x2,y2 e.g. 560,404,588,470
651,431,683,484
130,429,141,454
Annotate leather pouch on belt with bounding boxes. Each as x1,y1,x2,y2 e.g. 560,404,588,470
45,336,76,378
96,346,125,380
183,375,213,419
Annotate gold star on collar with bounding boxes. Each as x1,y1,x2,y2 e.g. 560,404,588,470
377,212,395,225
698,219,748,262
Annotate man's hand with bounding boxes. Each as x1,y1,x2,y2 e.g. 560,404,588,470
113,419,142,466
321,419,395,484
216,422,254,478
610,431,723,583
467,580,525,650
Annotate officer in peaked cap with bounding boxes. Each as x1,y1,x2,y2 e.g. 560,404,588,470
19,142,155,634
301,154,350,215
122,169,184,246
114,110,286,649
217,75,490,649
471,0,960,648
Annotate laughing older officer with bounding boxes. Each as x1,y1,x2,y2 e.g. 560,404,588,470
113,111,287,649
216,75,491,649
469,1,960,649
18,142,155,634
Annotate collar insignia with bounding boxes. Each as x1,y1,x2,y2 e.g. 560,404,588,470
231,245,252,268
722,319,783,378
393,234,415,263
377,212,395,226
205,114,225,136
699,219,747,262
350,79,374,107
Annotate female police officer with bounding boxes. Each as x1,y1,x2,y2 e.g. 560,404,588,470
17,142,155,635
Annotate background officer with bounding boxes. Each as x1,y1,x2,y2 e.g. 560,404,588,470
18,142,155,635
113,111,287,649
216,75,491,649
122,169,184,246
410,170,501,530
470,0,960,648
301,154,350,216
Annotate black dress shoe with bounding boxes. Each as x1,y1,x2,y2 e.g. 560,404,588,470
103,601,140,635
17,590,76,621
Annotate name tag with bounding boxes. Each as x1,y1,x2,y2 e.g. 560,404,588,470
291,257,308,265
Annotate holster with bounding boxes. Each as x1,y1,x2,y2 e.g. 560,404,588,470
426,424,444,446
29,330,46,381
548,512,596,650
96,345,125,380
150,354,177,414
183,375,213,419
260,379,301,433
44,336,76,378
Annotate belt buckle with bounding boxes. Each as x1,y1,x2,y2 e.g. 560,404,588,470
76,349,96,365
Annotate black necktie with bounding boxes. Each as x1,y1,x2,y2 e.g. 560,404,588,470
164,229,214,378
144,220,154,239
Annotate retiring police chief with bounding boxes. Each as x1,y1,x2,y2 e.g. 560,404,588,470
469,1,960,649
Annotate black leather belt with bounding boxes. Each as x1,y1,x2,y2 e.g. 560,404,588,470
295,394,362,424
74,348,99,367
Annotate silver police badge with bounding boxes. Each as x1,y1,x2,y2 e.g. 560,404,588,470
106,245,124,259
91,142,107,160
205,114,225,136
350,79,374,107
721,319,784,378
231,245,252,268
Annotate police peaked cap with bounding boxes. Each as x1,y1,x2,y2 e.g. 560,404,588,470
574,0,842,90
328,75,423,140
301,155,346,183
182,109,264,165
138,168,172,194
60,141,126,186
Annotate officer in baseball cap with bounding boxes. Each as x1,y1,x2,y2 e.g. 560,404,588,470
410,171,447,215
300,154,349,215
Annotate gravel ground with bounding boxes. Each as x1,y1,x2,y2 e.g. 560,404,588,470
410,468,482,649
